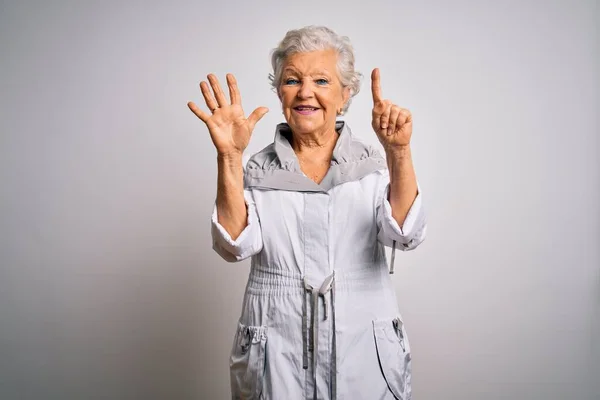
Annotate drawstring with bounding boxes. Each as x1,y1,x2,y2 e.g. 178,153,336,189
330,277,337,399
302,282,309,369
299,244,394,399
302,272,335,400
389,240,397,274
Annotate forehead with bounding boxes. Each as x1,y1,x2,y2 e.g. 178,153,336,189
282,49,338,75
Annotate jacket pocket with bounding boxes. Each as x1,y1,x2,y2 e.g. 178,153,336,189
373,317,412,400
230,322,268,400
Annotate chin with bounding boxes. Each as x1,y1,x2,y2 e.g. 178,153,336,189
291,117,331,133
291,124,321,135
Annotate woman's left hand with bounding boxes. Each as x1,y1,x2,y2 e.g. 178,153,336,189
371,68,412,151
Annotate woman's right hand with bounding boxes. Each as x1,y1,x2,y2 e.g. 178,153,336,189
187,73,269,157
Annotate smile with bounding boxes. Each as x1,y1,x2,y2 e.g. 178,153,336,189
293,106,320,115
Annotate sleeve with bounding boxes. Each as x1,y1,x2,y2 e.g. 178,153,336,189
211,189,264,262
375,169,427,251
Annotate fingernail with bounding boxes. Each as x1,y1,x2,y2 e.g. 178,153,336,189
381,123,387,129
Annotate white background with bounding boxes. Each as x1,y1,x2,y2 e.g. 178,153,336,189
1,0,598,398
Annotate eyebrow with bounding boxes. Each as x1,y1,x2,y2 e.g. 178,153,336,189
282,67,333,77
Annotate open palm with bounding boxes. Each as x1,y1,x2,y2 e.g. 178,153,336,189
187,73,268,156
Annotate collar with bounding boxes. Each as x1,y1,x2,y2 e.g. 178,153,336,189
245,121,386,192
273,120,354,170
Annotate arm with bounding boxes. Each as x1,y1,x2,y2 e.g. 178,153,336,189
216,153,248,240
210,155,263,262
371,68,426,251
376,167,426,251
187,72,268,261
386,145,418,228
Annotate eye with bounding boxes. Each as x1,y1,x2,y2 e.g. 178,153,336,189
315,78,329,85
284,78,299,85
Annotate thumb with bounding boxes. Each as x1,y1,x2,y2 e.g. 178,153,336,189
247,107,269,131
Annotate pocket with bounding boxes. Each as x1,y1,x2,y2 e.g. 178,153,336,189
372,317,412,400
229,322,268,400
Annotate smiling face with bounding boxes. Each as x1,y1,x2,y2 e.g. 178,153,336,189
279,49,351,137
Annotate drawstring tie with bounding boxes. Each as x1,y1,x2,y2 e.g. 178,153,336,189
390,240,397,274
302,272,336,400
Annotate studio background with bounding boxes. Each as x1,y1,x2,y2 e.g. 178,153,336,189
1,0,598,399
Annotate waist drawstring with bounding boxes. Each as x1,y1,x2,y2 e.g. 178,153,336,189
390,240,397,274
302,272,336,400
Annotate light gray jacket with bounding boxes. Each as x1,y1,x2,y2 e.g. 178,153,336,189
211,121,427,400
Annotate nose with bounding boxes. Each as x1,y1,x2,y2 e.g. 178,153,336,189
297,80,314,99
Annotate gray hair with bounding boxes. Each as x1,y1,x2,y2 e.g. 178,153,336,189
268,26,362,114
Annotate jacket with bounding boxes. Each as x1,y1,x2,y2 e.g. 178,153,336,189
211,121,427,399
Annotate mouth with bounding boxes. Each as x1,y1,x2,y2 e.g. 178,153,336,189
293,105,320,115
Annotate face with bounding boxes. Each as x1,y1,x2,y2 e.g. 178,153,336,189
279,49,351,137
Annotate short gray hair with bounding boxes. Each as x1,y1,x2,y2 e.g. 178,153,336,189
269,26,362,114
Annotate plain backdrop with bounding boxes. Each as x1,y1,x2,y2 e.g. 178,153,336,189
0,0,598,399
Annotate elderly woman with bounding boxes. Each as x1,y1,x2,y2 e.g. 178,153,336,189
188,26,426,400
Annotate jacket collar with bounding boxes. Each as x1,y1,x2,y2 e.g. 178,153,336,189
245,121,386,192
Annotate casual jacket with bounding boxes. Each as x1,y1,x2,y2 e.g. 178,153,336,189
211,121,427,399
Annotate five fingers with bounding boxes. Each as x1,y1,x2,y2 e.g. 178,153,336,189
188,73,241,122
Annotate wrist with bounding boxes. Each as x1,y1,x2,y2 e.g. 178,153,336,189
385,145,411,159
217,151,243,163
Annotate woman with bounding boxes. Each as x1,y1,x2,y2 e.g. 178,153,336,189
188,26,426,400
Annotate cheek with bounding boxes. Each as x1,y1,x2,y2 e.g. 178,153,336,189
319,90,342,108
280,91,295,108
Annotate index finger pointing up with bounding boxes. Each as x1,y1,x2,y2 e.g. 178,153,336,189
371,68,383,104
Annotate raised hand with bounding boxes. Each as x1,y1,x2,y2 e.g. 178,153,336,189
187,73,268,156
371,68,412,150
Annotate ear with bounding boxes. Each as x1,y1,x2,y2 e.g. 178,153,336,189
341,86,351,109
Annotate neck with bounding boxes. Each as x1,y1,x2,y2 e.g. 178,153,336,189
291,125,339,159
